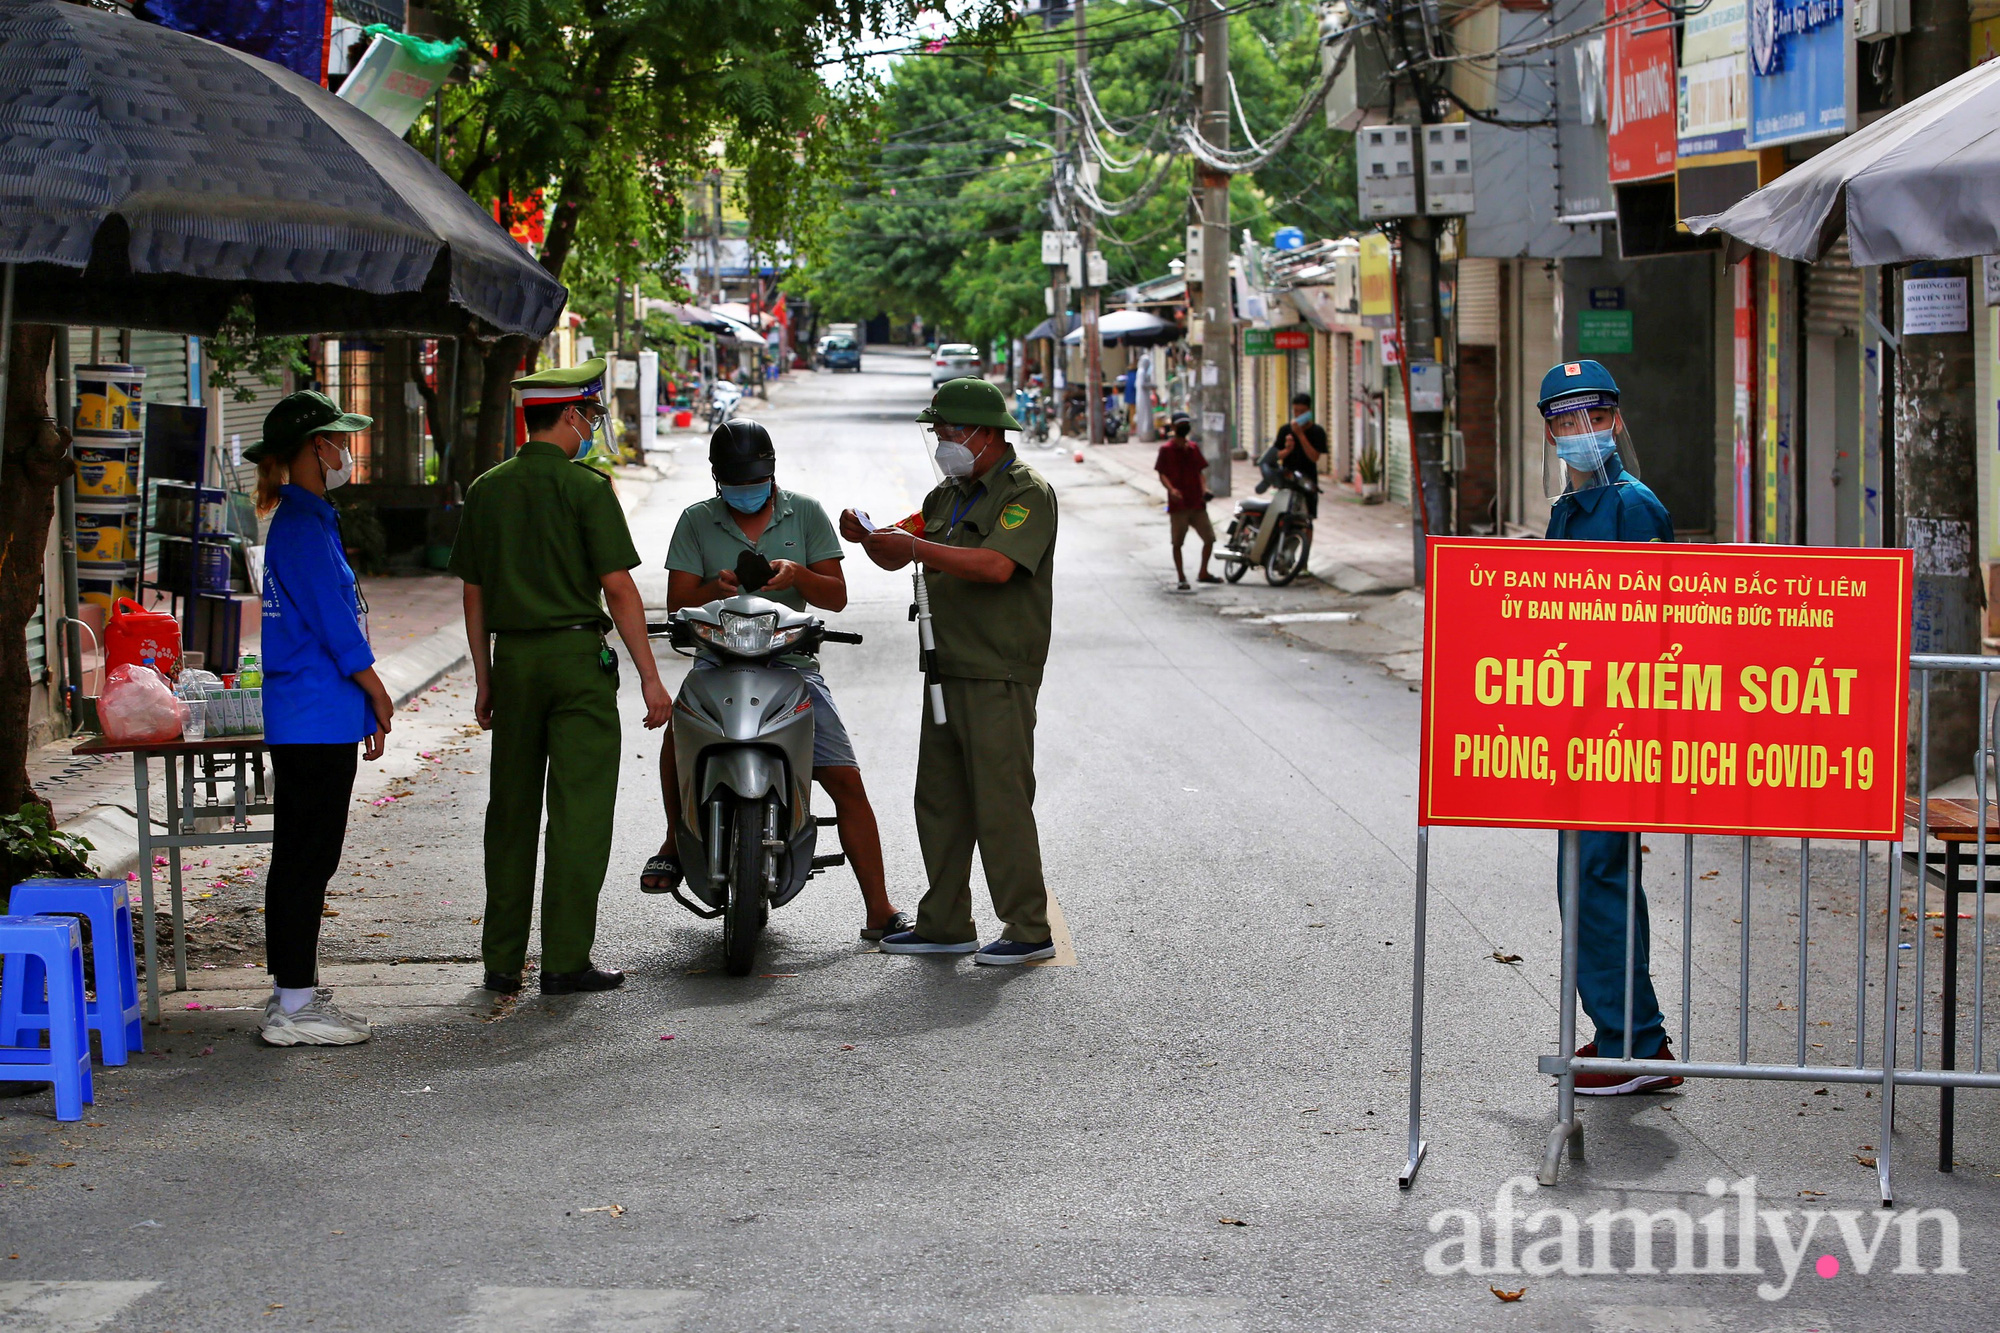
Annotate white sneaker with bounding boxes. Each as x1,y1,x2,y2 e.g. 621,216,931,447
260,989,372,1046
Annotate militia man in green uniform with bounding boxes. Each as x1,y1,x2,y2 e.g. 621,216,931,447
449,358,671,995
839,377,1058,965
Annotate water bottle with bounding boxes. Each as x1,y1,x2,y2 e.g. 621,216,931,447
238,653,262,689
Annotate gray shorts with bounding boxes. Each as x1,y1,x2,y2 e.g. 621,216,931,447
688,660,856,769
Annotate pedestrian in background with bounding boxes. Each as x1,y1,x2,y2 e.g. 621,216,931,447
247,391,394,1047
840,378,1059,965
450,358,672,997
1155,412,1217,591
1536,358,1682,1093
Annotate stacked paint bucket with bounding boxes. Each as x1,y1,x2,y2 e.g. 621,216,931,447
72,364,146,615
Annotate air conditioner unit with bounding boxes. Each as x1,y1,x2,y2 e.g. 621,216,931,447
1357,124,1418,219
1421,123,1475,216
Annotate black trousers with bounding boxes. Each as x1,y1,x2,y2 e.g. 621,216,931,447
266,743,359,989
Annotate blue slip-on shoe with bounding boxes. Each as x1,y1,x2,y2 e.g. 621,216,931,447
973,938,1057,966
878,930,980,955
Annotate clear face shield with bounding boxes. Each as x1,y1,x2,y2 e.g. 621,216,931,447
922,420,986,487
1541,397,1640,502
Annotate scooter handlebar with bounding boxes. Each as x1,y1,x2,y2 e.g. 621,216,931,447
820,630,864,645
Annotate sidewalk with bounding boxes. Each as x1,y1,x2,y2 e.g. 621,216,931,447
1082,436,1417,594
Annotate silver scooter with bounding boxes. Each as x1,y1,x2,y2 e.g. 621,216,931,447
651,556,862,974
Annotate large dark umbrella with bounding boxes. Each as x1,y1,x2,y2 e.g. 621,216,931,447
0,0,566,340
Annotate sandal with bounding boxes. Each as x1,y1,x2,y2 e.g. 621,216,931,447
860,910,914,942
639,852,682,895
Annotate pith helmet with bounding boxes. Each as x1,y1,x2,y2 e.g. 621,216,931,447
916,377,1023,431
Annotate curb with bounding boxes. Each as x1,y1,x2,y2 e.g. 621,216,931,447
61,625,470,880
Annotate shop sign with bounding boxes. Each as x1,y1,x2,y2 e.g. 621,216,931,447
1418,539,1912,839
1244,328,1310,355
1360,234,1395,318
1607,9,1677,182
1748,0,1853,147
1678,0,1749,156
1577,309,1634,354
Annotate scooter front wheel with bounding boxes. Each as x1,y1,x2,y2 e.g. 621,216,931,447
722,794,775,976
1264,525,1312,587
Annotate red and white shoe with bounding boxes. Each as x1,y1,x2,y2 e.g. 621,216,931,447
1569,1040,1684,1096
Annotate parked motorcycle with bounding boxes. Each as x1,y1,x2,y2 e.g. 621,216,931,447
651,552,862,974
1219,470,1314,586
706,380,744,430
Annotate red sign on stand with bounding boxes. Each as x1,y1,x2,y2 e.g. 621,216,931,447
1419,539,1912,840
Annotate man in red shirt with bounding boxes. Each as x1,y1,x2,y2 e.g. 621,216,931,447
1155,413,1218,591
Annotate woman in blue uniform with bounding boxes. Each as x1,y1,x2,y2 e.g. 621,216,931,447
1538,360,1681,1094
247,392,395,1047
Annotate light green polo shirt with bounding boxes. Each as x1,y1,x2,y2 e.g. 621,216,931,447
666,489,844,664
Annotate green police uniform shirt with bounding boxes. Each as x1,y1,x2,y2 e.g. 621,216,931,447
447,440,641,631
665,489,843,667
919,454,1057,686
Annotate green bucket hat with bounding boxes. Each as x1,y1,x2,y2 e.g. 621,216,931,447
916,377,1023,431
247,390,372,463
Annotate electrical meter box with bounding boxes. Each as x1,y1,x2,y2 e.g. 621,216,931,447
1852,0,1908,40
1357,124,1418,220
1322,4,1393,131
1185,224,1204,271
1421,123,1474,216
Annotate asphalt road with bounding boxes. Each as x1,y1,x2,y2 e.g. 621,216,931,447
6,348,1999,1332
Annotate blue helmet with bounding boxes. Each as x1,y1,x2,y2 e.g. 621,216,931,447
1537,360,1620,417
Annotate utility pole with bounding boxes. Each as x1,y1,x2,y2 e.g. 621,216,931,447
1076,0,1104,445
1052,63,1072,410
1900,0,1978,782
1198,0,1234,497
1400,215,1445,583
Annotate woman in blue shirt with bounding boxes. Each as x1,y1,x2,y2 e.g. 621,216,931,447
245,391,394,1047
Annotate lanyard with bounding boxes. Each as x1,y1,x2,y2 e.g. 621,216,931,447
946,459,1011,535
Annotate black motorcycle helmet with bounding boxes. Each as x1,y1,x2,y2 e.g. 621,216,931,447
710,419,777,484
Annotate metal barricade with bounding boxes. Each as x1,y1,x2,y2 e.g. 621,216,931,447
1399,652,2000,1207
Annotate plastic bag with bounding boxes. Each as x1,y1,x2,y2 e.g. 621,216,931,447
100,663,188,745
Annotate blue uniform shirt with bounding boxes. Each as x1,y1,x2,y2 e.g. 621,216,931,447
260,485,376,745
1545,455,1674,542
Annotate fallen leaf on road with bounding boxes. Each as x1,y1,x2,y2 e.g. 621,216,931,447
840,1044,856,1051
685,968,708,975
1491,951,1523,965
659,1034,676,1041
581,1204,626,1218
1855,1155,1877,1168
53,1163,74,1169
1799,1190,1826,1197
1700,870,1719,880
1491,1287,1526,1302
1217,1217,1248,1227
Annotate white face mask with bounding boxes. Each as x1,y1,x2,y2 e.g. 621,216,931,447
934,439,978,478
320,440,353,489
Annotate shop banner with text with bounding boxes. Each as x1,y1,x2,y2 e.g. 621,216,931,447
1419,539,1911,839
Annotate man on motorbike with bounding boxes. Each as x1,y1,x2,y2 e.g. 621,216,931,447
1256,393,1325,517
640,421,911,941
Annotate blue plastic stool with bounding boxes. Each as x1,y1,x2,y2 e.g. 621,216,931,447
0,915,94,1121
1,878,144,1065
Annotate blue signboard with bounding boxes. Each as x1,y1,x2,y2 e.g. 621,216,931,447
1748,0,1851,147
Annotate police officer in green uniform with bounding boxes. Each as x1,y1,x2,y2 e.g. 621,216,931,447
839,378,1059,965
449,358,671,995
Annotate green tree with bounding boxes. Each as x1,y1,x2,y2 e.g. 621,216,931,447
424,0,905,473
796,0,1355,353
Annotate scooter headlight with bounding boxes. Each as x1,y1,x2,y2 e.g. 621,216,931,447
767,624,808,652
702,610,778,655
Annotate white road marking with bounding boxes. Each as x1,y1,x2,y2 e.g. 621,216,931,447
0,1282,160,1333
1246,611,1359,625
458,1287,703,1331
